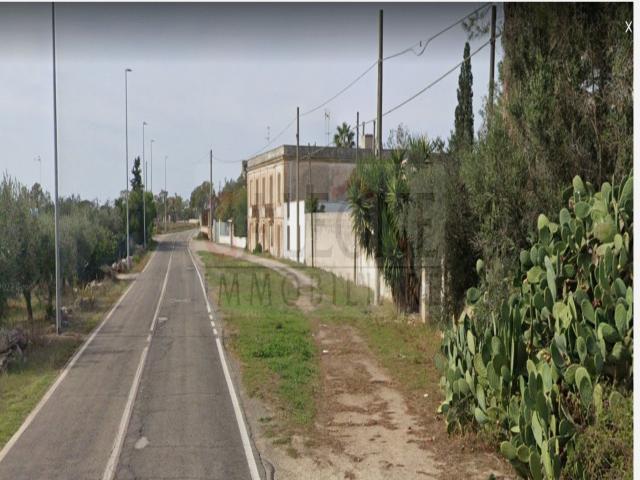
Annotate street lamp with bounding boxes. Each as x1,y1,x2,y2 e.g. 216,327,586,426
164,155,168,232
150,139,155,194
51,3,61,335
125,68,132,269
142,121,148,248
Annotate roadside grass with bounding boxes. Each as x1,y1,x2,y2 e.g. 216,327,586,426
199,250,446,443
198,252,319,432
0,249,151,448
300,265,443,406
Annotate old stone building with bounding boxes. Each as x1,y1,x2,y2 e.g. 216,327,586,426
246,144,374,258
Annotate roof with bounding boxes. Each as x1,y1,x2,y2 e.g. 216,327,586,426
246,144,390,170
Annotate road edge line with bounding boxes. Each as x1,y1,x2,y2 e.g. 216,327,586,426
187,242,261,480
101,241,174,480
0,277,138,464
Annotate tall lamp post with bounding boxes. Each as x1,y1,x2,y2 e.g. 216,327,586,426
124,68,132,268
51,3,61,335
150,139,154,195
164,155,168,231
142,121,148,248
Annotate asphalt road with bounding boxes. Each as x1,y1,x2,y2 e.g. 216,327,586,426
0,230,261,480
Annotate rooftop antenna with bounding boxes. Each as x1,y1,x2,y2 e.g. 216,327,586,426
324,110,331,146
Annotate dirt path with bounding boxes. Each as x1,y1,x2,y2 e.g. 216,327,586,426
191,240,512,479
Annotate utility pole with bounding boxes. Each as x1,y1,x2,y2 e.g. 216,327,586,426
355,112,359,283
356,112,359,160
164,155,167,232
376,9,383,158
51,3,61,335
307,143,313,268
150,139,154,194
209,149,213,242
374,9,383,305
142,121,147,248
296,107,300,263
124,68,132,269
488,4,497,118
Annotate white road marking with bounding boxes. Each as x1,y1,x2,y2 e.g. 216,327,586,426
102,242,175,480
213,328,218,336
141,248,159,274
187,244,261,480
0,242,168,464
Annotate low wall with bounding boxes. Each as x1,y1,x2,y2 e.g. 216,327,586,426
304,209,392,300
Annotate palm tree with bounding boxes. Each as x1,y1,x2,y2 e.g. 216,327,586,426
334,122,355,148
347,150,419,311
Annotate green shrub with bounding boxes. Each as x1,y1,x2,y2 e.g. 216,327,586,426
436,173,633,479
563,389,632,480
253,243,263,254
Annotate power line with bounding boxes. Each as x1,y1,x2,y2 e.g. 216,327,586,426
383,3,491,61
228,4,496,163
248,115,296,157
300,61,377,117
368,34,499,122
299,3,490,118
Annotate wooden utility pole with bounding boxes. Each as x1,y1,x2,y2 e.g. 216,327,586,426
209,149,213,242
374,9,383,305
376,10,383,158
488,5,497,115
296,107,300,263
308,143,313,268
354,111,359,283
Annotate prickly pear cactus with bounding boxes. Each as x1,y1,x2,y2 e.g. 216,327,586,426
437,173,633,479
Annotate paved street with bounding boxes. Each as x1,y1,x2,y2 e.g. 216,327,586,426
0,231,260,480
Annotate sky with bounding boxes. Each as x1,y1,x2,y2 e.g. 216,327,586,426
0,2,504,202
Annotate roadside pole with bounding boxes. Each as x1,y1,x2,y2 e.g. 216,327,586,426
51,2,61,335
296,107,300,263
124,68,132,268
164,155,167,232
308,143,313,268
209,149,213,243
373,9,383,306
354,111,359,284
142,121,147,248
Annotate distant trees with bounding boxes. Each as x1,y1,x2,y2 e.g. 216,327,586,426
334,122,355,148
215,174,247,237
116,157,157,245
0,175,126,326
189,181,213,217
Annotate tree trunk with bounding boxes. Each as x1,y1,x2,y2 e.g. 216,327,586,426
23,289,34,335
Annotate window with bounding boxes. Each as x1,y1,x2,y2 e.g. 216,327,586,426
262,178,265,205
277,173,281,205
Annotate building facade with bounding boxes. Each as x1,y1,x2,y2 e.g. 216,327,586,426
246,145,374,258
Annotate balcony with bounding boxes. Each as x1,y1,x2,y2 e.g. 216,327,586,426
260,203,274,219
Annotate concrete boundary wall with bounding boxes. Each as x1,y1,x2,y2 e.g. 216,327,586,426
304,209,392,300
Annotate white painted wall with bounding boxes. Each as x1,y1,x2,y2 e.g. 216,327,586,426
283,200,305,262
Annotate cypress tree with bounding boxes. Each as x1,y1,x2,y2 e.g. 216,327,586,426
451,42,474,151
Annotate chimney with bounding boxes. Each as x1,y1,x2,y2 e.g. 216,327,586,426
359,134,374,150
